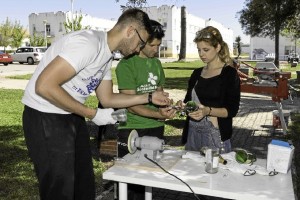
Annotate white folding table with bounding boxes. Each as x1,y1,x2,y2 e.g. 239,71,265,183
103,150,294,200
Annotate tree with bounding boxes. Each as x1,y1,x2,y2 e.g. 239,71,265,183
11,21,27,48
115,0,147,10
64,12,91,33
29,32,46,47
283,12,300,53
235,36,242,58
238,0,299,67
0,18,27,50
0,18,14,52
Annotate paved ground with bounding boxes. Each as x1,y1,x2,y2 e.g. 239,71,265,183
1,72,299,200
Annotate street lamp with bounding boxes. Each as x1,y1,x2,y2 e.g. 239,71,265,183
43,20,47,47
158,45,161,58
71,0,74,32
161,44,164,58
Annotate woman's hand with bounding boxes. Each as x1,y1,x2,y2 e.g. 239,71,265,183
188,104,210,120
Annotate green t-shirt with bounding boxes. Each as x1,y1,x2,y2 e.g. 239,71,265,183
116,55,165,129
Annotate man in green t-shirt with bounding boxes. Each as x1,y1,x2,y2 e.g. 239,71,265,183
115,19,176,200
116,20,176,159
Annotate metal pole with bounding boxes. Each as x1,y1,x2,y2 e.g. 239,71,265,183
275,102,288,134
119,182,127,200
159,45,161,58
71,0,74,32
43,20,47,47
145,186,152,200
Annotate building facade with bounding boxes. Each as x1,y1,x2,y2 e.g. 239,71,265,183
28,5,233,58
28,11,116,47
142,5,233,58
250,35,299,60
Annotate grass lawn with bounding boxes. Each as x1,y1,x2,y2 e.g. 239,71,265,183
0,89,40,199
1,60,300,199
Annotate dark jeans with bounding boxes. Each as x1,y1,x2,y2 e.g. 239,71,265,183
117,126,164,200
185,117,231,153
22,106,95,200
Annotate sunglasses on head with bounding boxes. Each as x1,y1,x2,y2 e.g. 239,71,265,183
152,25,164,33
196,30,218,39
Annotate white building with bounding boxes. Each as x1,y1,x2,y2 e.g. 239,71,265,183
250,35,299,60
28,11,116,46
142,5,233,58
28,5,234,58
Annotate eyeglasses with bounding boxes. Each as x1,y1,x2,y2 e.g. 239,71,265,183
134,29,146,49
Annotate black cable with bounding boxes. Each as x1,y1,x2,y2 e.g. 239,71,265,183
144,154,202,200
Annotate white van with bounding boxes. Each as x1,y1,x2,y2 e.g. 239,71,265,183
264,53,275,62
11,47,47,65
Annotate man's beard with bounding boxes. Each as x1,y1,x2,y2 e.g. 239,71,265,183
118,38,136,57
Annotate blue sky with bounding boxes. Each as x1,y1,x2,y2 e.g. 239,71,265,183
0,0,250,43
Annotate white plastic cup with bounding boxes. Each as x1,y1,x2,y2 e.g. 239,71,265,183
205,148,219,174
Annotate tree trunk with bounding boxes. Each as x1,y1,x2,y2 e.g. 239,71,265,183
274,2,280,67
274,27,280,67
178,6,186,61
295,39,297,54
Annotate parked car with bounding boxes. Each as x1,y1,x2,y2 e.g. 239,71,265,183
264,53,275,62
0,51,13,66
253,62,280,80
112,50,123,61
287,53,299,63
252,48,268,60
11,47,47,65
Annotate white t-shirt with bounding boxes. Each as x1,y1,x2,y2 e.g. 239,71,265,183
22,30,113,114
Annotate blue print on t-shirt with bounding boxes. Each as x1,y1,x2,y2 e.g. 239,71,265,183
86,77,100,94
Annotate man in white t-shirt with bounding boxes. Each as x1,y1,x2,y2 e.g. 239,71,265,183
22,8,170,200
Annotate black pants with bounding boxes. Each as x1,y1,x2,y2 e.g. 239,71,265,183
22,106,95,200
117,126,164,200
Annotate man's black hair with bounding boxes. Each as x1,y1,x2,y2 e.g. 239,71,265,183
148,20,165,42
117,8,152,35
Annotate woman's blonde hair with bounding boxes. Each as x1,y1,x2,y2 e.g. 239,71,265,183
194,26,232,65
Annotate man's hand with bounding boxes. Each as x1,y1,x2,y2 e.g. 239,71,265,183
159,106,177,119
152,91,170,106
175,100,185,110
91,108,117,126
